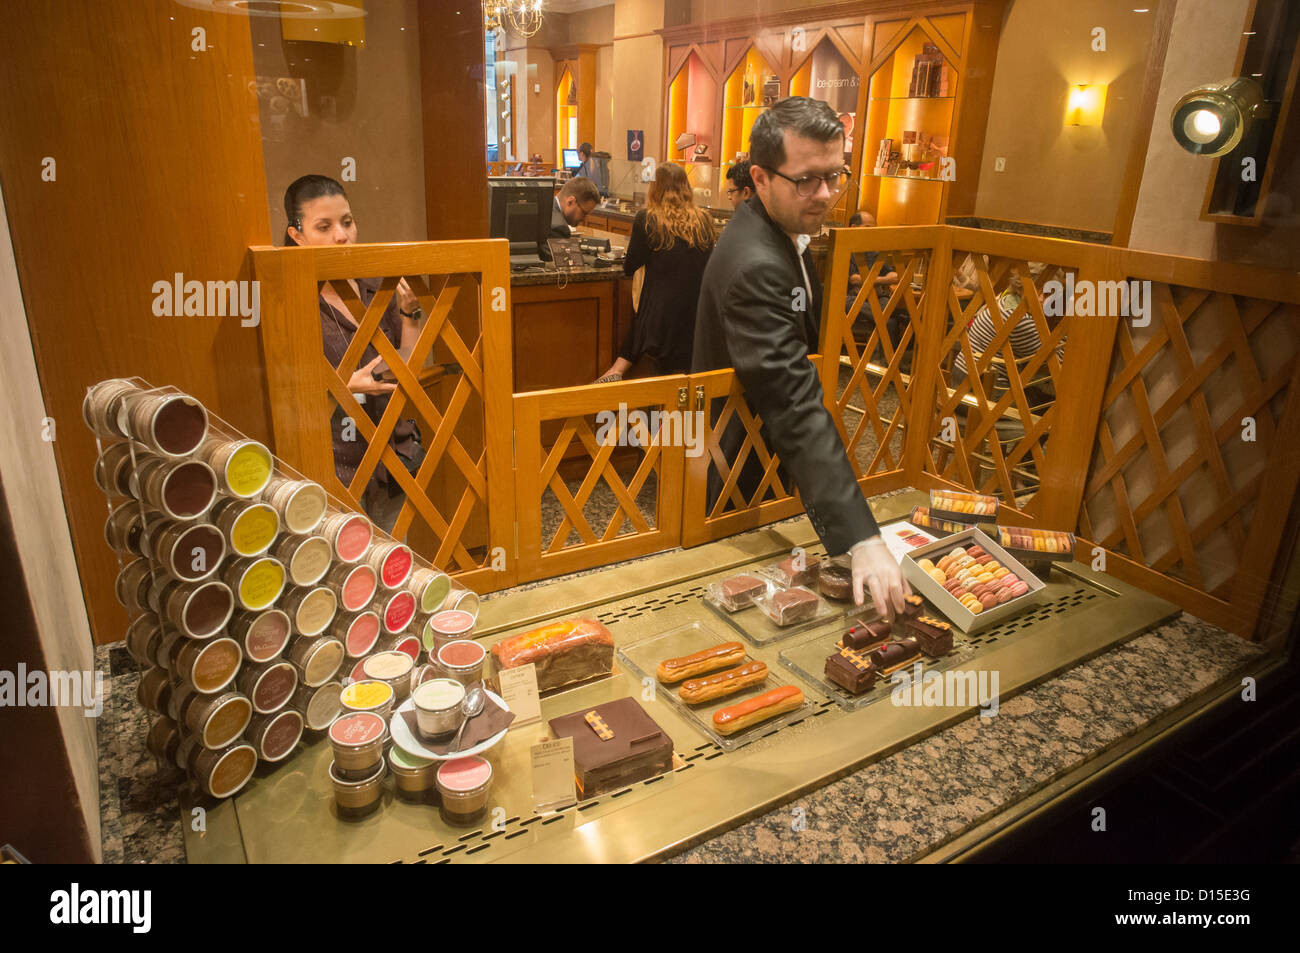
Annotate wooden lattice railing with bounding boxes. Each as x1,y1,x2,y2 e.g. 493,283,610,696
251,229,1300,637
251,241,515,595
514,376,685,577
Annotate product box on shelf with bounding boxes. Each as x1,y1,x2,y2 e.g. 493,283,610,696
899,527,1045,633
927,489,999,526
994,525,1078,575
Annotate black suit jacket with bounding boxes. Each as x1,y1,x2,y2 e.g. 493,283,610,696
691,196,879,554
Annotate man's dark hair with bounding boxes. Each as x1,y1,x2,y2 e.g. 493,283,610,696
560,176,600,205
748,97,844,171
726,160,754,192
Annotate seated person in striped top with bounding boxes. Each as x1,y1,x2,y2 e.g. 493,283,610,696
952,261,1062,398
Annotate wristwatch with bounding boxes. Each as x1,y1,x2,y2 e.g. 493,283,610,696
399,305,422,319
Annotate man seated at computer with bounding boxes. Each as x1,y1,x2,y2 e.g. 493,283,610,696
552,177,600,238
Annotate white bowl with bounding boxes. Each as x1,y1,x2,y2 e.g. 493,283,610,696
388,689,509,762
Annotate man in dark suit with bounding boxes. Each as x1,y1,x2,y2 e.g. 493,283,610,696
692,97,909,618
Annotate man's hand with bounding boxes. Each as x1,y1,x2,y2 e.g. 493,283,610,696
850,536,910,620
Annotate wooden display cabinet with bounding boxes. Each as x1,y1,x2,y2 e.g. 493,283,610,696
658,3,1005,225
858,20,958,225
667,49,720,167
857,8,1003,225
554,45,597,169
721,46,778,164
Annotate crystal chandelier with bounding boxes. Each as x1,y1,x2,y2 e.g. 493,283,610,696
483,1,544,39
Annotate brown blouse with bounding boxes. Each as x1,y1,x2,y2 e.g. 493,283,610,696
319,278,417,494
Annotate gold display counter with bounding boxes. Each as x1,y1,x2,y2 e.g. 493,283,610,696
183,491,1180,864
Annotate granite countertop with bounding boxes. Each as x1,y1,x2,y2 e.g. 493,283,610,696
666,612,1266,863
95,506,1270,864
510,262,628,287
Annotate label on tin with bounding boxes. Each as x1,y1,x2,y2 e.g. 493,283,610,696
193,640,240,693
380,546,413,588
284,484,327,533
297,589,337,635
226,444,272,497
384,592,415,633
232,506,278,555
240,560,285,610
330,711,385,745
418,573,451,614
336,516,372,562
290,537,332,586
345,613,380,657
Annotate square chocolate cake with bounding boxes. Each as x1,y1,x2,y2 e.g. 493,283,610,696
902,615,953,657
547,698,674,800
776,555,820,589
712,573,767,612
764,586,819,626
824,649,878,695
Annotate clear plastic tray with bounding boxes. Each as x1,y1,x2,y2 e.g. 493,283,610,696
616,621,819,751
777,607,974,711
703,581,846,646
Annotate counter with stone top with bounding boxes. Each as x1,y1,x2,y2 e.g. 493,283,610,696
94,509,1271,864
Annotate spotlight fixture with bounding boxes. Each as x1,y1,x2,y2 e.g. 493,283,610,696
1171,77,1271,156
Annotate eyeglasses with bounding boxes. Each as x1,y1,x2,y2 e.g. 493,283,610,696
761,166,847,197
724,187,740,197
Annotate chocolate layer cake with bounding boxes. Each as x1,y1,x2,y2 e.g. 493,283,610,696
843,618,892,650
824,649,878,695
901,593,924,617
902,615,953,657
766,587,819,626
867,637,921,673
818,563,852,601
547,697,674,800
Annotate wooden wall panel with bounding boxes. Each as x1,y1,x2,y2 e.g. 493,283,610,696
419,0,488,240
0,0,271,645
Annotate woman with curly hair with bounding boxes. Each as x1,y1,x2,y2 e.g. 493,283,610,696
596,162,715,380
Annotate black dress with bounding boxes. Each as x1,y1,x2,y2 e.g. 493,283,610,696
619,209,712,375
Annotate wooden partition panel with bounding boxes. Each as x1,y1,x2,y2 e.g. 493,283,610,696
681,361,828,548
0,0,271,644
514,377,687,579
248,226,1300,639
819,225,945,492
920,229,1108,524
1075,249,1300,636
251,240,515,594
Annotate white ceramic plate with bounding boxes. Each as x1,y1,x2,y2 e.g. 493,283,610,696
389,689,510,762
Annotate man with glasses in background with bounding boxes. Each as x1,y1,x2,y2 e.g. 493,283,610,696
692,97,909,619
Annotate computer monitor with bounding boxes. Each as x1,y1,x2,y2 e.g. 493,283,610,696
488,176,556,267
562,148,581,170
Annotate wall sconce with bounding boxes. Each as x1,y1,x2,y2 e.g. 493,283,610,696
1066,84,1107,126
1170,77,1270,156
